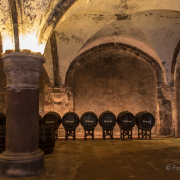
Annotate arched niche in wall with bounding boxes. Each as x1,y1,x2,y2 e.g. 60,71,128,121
65,43,173,136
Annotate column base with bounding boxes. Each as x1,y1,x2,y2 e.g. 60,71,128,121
0,149,44,177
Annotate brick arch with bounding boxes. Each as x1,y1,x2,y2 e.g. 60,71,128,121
65,43,165,89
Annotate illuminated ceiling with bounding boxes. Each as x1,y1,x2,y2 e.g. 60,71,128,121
0,0,180,50
0,0,180,85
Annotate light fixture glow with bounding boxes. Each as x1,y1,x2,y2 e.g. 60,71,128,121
19,33,46,54
2,35,14,53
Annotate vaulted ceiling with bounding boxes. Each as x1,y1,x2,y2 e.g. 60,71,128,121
1,0,180,43
0,0,180,86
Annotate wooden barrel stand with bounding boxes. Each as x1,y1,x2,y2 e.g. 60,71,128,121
84,129,95,140
65,130,76,140
103,129,113,139
138,128,151,139
120,128,132,139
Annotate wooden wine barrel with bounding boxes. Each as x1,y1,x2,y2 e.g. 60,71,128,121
62,112,79,131
117,111,136,130
99,111,116,130
42,112,61,130
39,126,55,154
0,126,6,153
81,111,98,130
135,111,155,130
0,113,6,126
39,114,43,126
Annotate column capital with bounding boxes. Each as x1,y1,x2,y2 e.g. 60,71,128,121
1,52,45,89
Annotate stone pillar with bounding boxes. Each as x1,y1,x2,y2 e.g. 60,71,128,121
156,83,164,136
161,85,175,136
0,52,45,176
170,85,178,137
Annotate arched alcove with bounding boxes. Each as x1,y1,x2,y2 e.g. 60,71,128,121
65,43,168,137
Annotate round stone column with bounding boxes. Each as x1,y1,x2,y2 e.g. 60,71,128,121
0,52,45,176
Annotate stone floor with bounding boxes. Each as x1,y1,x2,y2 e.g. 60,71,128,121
1,137,180,180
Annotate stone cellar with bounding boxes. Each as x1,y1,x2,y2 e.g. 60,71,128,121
0,0,180,179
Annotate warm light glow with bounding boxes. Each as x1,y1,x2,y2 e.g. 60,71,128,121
2,36,14,53
2,33,46,54
19,33,46,54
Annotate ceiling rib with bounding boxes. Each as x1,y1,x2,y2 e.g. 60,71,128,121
39,0,77,42
8,0,19,52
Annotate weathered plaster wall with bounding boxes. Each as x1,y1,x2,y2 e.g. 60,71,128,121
54,11,116,85
41,0,180,42
44,40,54,86
0,0,12,37
76,19,159,60
160,99,172,135
59,0,180,24
1,0,180,53
73,51,158,137
131,10,180,85
40,62,74,134
39,66,54,117
0,61,6,114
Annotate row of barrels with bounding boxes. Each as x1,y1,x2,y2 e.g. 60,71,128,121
0,111,155,154
0,111,156,131
41,110,156,131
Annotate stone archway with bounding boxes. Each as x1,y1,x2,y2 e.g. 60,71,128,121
66,43,165,88
65,43,173,137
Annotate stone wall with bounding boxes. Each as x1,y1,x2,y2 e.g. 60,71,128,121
159,99,172,136
0,52,174,138
73,51,158,137
39,66,52,117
